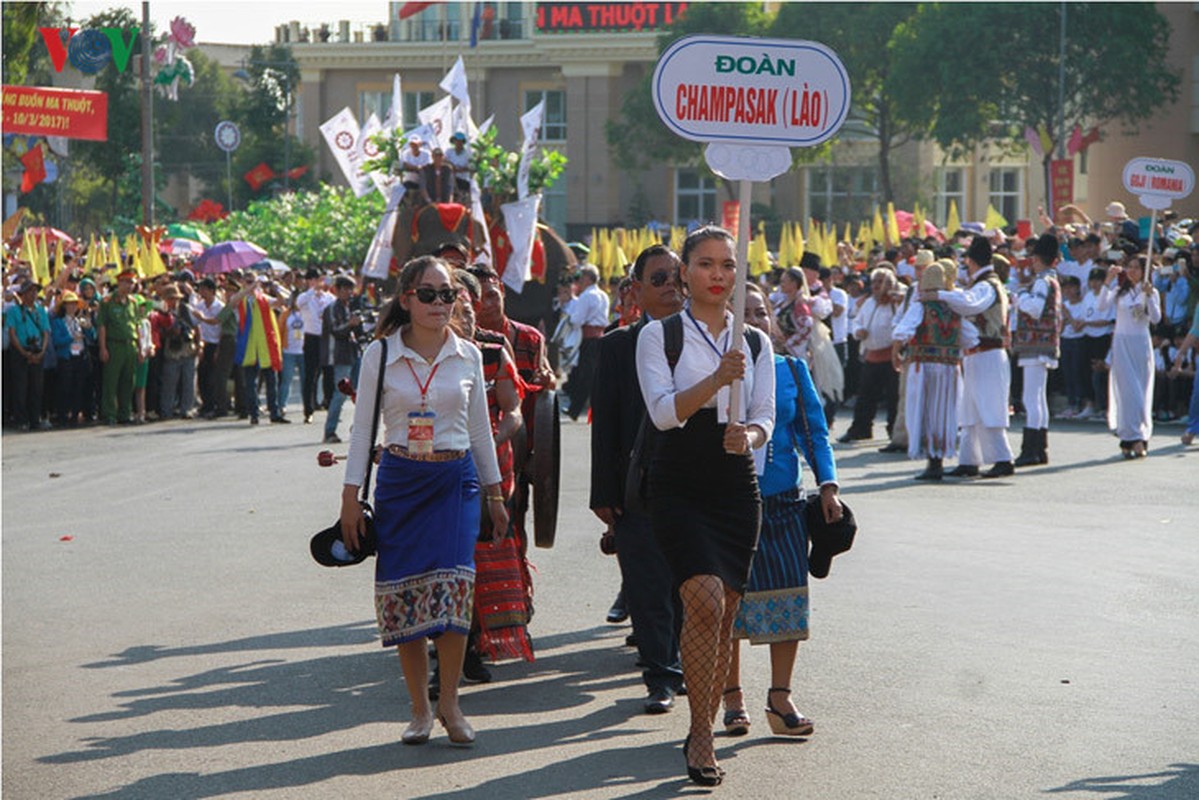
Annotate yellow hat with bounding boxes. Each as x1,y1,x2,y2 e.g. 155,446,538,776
59,290,81,304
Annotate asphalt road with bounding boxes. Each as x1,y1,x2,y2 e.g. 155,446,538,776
3,408,1197,800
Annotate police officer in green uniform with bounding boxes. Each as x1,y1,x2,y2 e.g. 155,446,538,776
97,269,141,423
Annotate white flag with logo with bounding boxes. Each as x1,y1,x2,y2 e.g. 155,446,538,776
452,103,479,140
439,56,471,115
319,107,373,197
501,195,541,293
362,185,405,279
382,73,403,132
478,114,495,138
357,113,398,197
517,100,544,201
417,95,454,152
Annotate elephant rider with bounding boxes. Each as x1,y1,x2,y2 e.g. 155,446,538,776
420,148,455,205
399,134,432,207
446,131,473,204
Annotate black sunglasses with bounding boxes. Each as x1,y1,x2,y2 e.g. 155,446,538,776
407,287,458,305
646,269,677,287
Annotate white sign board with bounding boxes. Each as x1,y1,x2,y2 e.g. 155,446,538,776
1122,157,1194,210
652,35,851,147
214,120,240,152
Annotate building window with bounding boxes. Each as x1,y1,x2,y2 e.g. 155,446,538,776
472,3,526,41
807,166,879,224
541,152,567,235
988,167,1023,224
1078,149,1088,176
402,91,436,130
402,3,461,41
524,90,566,142
674,168,718,226
935,168,966,229
359,90,392,124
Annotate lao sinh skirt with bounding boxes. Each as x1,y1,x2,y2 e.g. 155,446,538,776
733,487,810,644
372,451,480,647
647,408,761,593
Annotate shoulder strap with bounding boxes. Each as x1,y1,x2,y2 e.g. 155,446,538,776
744,327,762,363
784,355,821,486
663,312,684,374
359,338,388,504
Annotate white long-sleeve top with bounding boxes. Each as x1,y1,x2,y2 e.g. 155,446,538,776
635,308,775,438
296,289,335,335
853,296,898,352
1013,271,1059,367
936,267,999,316
564,282,610,327
1097,283,1161,336
343,329,501,488
891,298,980,350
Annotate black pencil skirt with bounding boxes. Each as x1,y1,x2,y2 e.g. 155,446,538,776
647,408,762,593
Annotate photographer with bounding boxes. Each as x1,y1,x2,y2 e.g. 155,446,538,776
5,281,50,431
321,275,366,443
152,284,199,419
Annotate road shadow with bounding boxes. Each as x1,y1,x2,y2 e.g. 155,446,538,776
1045,763,1199,799
42,623,677,799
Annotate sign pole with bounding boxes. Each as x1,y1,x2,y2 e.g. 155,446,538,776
728,178,752,422
1142,208,1157,298
225,150,233,212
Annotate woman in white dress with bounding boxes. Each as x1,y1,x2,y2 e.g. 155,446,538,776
1098,257,1161,458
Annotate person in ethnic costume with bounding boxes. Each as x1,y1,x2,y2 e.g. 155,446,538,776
892,261,978,480
1098,257,1161,458
722,282,842,739
340,256,507,747
636,226,775,785
230,280,286,425
924,236,1015,478
1011,233,1063,467
880,250,937,455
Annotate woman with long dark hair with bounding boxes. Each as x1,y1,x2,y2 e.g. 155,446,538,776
1099,256,1161,458
636,226,775,785
340,255,508,746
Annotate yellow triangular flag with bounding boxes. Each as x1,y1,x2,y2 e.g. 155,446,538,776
36,232,51,283
670,226,685,253
1037,124,1053,158
946,200,961,236
912,205,925,240
109,233,121,267
872,207,885,247
20,231,37,273
53,239,65,278
857,221,872,253
886,202,901,245
842,222,852,246
985,203,1008,231
778,222,792,268
792,221,805,263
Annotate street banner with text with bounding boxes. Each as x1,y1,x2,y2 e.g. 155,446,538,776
2,85,108,141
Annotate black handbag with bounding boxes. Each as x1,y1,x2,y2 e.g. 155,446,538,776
785,357,857,579
622,415,652,516
310,339,387,567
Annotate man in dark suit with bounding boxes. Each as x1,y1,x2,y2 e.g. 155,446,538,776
589,244,685,714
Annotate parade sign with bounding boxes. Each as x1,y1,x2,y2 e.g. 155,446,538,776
2,85,108,141
652,35,850,147
1050,159,1074,217
1122,157,1195,210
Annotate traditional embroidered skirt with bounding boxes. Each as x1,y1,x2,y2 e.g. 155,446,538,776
373,452,480,647
733,487,810,644
648,409,761,593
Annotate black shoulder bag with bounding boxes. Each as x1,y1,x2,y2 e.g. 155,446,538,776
310,338,388,567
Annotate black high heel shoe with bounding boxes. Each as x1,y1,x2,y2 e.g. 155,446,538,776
765,687,814,736
683,734,723,786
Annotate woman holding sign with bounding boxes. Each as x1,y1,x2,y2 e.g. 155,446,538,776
1098,256,1161,458
636,226,775,786
340,255,507,747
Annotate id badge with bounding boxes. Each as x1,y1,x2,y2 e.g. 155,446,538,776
407,410,436,455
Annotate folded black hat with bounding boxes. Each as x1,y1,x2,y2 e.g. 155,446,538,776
310,516,376,567
805,498,856,579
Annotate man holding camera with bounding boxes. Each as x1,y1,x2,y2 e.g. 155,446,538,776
322,275,366,443
5,281,50,430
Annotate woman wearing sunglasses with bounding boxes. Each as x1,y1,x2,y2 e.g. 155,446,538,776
340,255,508,747
636,226,775,785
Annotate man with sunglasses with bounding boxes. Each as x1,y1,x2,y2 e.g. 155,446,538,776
321,275,364,443
590,244,686,714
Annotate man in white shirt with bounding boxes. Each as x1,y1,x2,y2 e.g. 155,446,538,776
839,267,900,443
562,264,610,420
1082,264,1116,420
445,131,473,204
400,135,432,207
295,269,335,423
192,277,224,417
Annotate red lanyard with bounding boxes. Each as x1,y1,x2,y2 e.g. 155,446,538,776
403,357,440,409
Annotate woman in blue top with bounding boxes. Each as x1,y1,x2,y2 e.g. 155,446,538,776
723,281,842,738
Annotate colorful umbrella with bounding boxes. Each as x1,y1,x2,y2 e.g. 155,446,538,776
165,222,213,246
17,226,74,246
159,238,205,256
193,240,268,274
249,258,291,275
893,211,945,242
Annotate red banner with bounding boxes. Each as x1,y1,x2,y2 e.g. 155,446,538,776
1050,159,1074,218
536,2,687,32
2,85,108,141
721,201,740,233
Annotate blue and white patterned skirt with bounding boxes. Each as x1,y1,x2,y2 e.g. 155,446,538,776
733,487,810,644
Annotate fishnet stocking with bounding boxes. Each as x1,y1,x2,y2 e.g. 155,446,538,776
678,574,742,771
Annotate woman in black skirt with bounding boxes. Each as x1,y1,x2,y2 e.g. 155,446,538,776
636,226,775,785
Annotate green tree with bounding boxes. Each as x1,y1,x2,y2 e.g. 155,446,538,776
890,3,1180,181
1,2,60,85
770,2,919,205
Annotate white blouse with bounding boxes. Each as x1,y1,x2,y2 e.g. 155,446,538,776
343,329,501,488
636,308,775,438
1097,283,1161,336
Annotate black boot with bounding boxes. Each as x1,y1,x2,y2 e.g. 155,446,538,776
914,457,943,481
1013,428,1038,467
981,460,1015,478
1038,428,1049,464
947,464,980,478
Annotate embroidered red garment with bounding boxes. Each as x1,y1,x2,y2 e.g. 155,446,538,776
473,537,534,662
